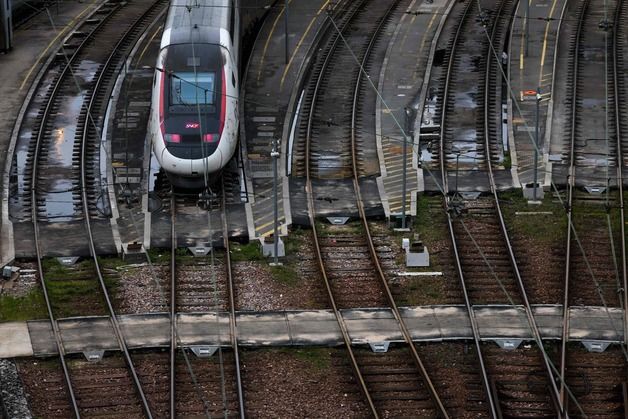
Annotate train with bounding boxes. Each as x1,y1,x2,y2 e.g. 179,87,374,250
149,0,240,189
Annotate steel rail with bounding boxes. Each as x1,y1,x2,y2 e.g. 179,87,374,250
349,1,448,417
559,0,589,411
28,3,124,417
612,0,628,350
170,191,177,418
436,1,497,416
303,0,377,416
220,176,246,419
481,0,563,415
78,3,170,418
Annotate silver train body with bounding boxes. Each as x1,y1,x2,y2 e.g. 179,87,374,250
150,0,240,188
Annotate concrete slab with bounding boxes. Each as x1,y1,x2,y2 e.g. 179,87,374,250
177,313,231,346
531,305,563,338
569,306,624,342
58,317,118,353
1,304,625,359
342,309,403,344
475,306,532,339
286,310,340,346
399,306,446,341
430,306,472,339
0,322,33,357
237,312,291,346
119,313,170,348
27,321,56,356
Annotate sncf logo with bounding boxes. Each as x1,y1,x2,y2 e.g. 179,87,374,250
185,122,200,129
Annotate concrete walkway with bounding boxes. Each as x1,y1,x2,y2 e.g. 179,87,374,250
242,0,332,238
376,0,451,219
508,0,567,191
1,304,623,358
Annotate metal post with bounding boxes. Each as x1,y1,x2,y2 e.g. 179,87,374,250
524,0,530,57
455,152,460,199
271,139,280,264
533,87,541,201
284,0,289,65
402,107,412,229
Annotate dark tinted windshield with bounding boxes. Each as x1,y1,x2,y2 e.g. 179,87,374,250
163,43,224,113
170,72,216,105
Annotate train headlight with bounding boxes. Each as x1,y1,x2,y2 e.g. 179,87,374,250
203,133,219,143
164,133,181,143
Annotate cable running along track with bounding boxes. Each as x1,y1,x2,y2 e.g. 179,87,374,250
301,0,448,416
560,0,628,415
28,0,168,416
168,179,245,418
434,0,563,416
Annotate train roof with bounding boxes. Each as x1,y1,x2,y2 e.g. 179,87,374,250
161,0,231,48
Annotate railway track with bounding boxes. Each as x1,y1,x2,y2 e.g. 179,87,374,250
15,0,162,222
168,177,245,418
559,0,628,415
428,0,565,416
296,0,449,416
24,0,169,416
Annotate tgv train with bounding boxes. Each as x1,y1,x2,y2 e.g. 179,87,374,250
150,0,240,188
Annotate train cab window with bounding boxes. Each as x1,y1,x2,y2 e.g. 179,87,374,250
232,72,236,87
171,72,216,105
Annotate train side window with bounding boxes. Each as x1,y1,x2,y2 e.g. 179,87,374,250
232,72,236,87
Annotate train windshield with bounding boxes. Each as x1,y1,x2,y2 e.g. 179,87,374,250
171,72,216,105
162,43,225,114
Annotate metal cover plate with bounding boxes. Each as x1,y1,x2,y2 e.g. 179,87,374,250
327,217,350,225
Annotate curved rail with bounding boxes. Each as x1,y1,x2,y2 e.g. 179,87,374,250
78,3,171,417
304,0,367,151
612,0,628,347
220,177,246,419
560,1,628,414
435,1,497,416
303,0,380,416
349,2,448,417
560,0,590,409
169,191,177,418
481,1,563,415
28,2,124,417
169,181,245,418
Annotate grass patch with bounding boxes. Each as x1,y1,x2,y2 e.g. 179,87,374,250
276,348,331,370
414,194,449,244
499,190,567,243
98,256,129,270
572,198,623,234
269,263,298,286
42,258,94,280
45,280,104,317
315,220,364,237
0,288,48,321
146,248,170,264
230,241,263,262
284,227,306,255
502,152,512,170
402,277,445,306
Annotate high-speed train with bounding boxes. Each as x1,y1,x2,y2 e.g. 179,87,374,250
150,0,240,188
